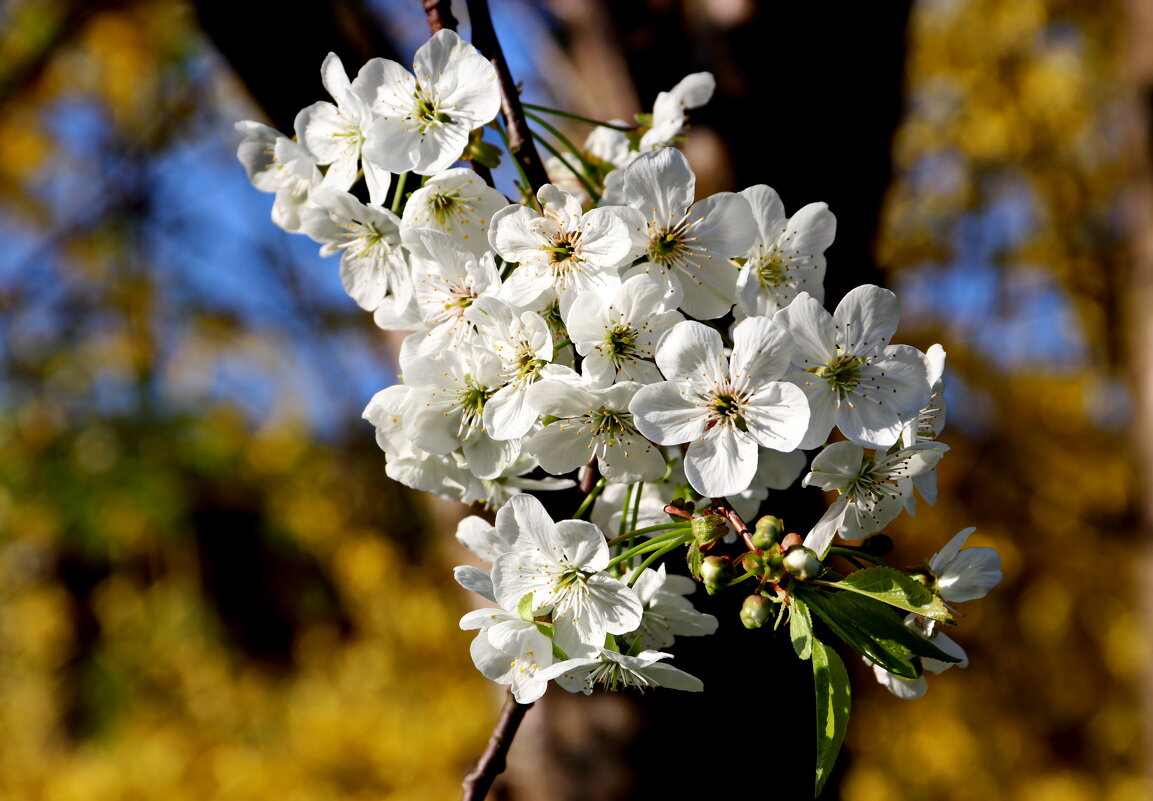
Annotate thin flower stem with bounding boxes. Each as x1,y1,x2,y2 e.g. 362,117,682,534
627,539,688,588
606,532,690,570
572,477,606,519
390,171,408,215
468,0,550,193
528,129,600,201
710,497,756,550
626,480,645,567
605,522,691,547
617,483,636,540
725,570,757,587
522,102,636,131
460,690,533,801
524,111,598,176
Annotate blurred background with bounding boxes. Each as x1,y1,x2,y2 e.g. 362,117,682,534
0,0,1149,798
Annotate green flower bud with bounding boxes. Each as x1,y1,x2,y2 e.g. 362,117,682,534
782,545,822,581
740,594,773,629
700,556,731,595
691,513,728,547
752,515,784,549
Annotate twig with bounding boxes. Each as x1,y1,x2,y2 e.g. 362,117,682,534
461,691,534,801
466,0,550,194
710,497,757,550
422,0,458,33
578,459,600,495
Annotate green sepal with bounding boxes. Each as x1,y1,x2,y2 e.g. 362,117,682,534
463,135,502,168
625,635,646,657
812,638,851,798
551,642,569,661
686,541,703,579
534,621,555,639
790,597,814,661
516,592,535,623
824,566,954,623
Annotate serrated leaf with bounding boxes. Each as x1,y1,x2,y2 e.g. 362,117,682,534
830,592,962,665
686,541,703,579
790,597,813,660
517,592,535,623
803,589,920,679
812,638,850,798
826,566,953,622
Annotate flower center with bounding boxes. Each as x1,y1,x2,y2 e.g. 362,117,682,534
456,376,495,432
428,190,462,223
752,248,788,288
603,324,638,363
648,230,686,265
809,352,866,398
412,91,452,133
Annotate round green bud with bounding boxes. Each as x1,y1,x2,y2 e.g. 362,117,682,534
691,513,728,547
752,515,784,549
782,545,822,581
700,556,731,595
740,594,773,629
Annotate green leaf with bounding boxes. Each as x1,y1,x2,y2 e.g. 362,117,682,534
826,566,953,623
803,588,920,679
831,592,962,664
790,597,813,661
686,541,703,579
812,638,850,798
517,592,535,623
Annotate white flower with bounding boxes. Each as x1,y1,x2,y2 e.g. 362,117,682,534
364,29,501,176
295,52,393,205
928,527,1002,603
639,72,715,152
402,167,509,257
235,121,322,232
734,185,835,317
525,381,666,484
458,454,575,510
490,184,634,313
461,607,555,703
491,494,642,653
564,275,684,388
801,440,949,556
900,343,948,511
403,227,502,355
300,189,408,312
618,148,757,319
630,318,810,498
627,564,718,649
590,478,675,538
775,285,931,450
871,615,970,700
536,648,703,694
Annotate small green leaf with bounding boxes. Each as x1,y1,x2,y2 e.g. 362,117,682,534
831,592,962,665
686,541,703,579
812,638,850,797
826,566,953,622
790,597,813,661
803,588,920,679
517,592,535,623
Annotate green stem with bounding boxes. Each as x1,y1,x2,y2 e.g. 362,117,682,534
522,102,636,131
616,483,636,541
606,532,690,570
390,171,409,215
572,477,607,519
725,571,757,588
627,540,687,588
605,523,690,547
528,129,599,201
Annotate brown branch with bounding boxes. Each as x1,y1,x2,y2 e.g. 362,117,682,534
422,0,458,33
710,497,756,550
461,691,534,801
466,0,551,194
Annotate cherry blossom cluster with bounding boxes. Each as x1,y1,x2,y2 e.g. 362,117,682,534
237,27,1002,793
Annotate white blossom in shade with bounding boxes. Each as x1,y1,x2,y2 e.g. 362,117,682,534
565,275,685,389
456,516,510,564
235,121,322,232
362,385,470,499
398,344,519,480
460,607,554,703
458,454,575,511
927,527,1003,603
489,184,633,313
536,648,703,694
626,564,718,649
801,440,949,556
871,615,970,700
734,185,836,317
465,297,579,441
402,167,509,256
300,189,408,312
403,227,501,355
899,343,948,511
630,318,810,498
363,29,500,176
617,148,757,319
774,286,931,450
491,494,642,653
639,72,716,152
524,381,666,484
295,53,393,205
